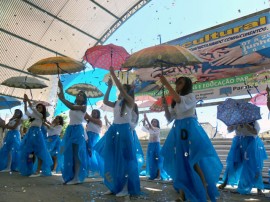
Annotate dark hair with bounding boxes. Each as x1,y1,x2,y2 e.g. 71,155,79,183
171,77,193,108
133,103,139,124
56,116,64,126
120,84,134,117
14,109,23,119
75,90,87,105
151,118,160,128
10,109,23,122
92,109,101,119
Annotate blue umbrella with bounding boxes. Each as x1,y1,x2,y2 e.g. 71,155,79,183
0,95,21,110
217,98,261,126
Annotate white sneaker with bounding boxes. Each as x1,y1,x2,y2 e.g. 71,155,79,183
103,190,113,195
66,180,81,185
116,190,129,197
0,169,10,172
29,173,41,177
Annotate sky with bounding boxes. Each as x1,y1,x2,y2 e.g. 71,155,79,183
1,0,270,134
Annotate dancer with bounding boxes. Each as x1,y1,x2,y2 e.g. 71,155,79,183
159,75,222,202
218,122,267,195
94,66,140,197
142,114,162,180
0,109,23,172
58,80,88,185
85,109,104,177
20,94,52,177
43,116,63,173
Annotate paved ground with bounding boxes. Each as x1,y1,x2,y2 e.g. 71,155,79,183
0,172,269,202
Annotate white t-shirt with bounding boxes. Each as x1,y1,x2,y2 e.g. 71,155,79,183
69,110,86,125
26,106,43,127
86,122,101,134
142,125,160,143
170,93,197,120
47,125,62,136
113,100,132,124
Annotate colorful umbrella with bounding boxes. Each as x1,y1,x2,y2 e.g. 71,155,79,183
150,95,174,112
83,43,130,70
96,100,113,113
0,95,21,110
135,95,157,108
122,44,201,69
250,91,268,106
103,70,137,85
65,83,104,98
217,98,261,126
27,56,85,75
1,76,48,89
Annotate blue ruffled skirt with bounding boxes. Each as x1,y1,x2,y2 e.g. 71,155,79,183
161,117,223,202
46,135,61,156
94,123,140,195
133,130,144,173
61,124,88,183
222,135,268,194
0,130,21,171
19,126,53,176
86,131,104,176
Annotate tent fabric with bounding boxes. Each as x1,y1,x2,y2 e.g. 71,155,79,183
0,0,150,108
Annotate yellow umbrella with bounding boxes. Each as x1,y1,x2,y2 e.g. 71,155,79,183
122,44,201,69
65,83,103,98
27,56,85,75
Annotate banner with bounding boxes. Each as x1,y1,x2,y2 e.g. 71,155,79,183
135,9,270,100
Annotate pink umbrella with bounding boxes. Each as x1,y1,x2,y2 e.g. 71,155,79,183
135,95,157,108
83,44,130,70
96,100,113,112
250,91,268,106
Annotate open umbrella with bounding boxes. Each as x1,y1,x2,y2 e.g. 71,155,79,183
135,95,157,108
65,83,103,98
122,44,201,69
150,95,174,112
250,91,268,106
96,100,113,113
0,95,21,110
83,43,130,70
103,70,137,85
27,56,85,75
2,76,48,89
217,98,261,126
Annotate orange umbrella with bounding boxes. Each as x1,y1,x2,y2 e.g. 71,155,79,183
123,44,201,69
150,95,174,112
27,56,85,75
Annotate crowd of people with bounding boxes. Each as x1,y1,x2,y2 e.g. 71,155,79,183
0,68,269,201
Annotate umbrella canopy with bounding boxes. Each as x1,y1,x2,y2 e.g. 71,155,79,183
217,98,261,126
83,43,130,70
0,95,21,110
32,100,52,107
150,95,173,112
135,95,157,108
1,76,48,89
103,71,137,85
96,100,113,113
65,83,104,98
250,91,268,106
122,44,201,69
27,56,85,75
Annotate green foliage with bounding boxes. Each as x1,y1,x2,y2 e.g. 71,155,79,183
59,113,68,138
